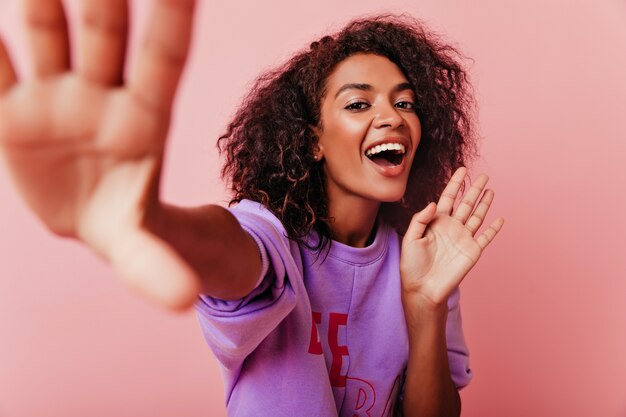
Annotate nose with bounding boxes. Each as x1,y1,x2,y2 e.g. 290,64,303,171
373,102,404,129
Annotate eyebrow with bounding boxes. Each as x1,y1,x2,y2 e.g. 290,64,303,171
334,82,414,98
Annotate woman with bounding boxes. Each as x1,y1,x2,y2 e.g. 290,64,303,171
0,1,503,416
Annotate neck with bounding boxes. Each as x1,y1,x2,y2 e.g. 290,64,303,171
326,193,380,248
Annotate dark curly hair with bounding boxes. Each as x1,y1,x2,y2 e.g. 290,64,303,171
218,14,478,253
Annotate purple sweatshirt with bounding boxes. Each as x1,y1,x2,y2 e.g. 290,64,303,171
196,200,472,417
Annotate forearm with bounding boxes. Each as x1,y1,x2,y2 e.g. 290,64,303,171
146,202,261,300
401,294,460,417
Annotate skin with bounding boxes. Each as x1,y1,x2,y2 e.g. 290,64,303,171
314,53,421,247
0,1,504,415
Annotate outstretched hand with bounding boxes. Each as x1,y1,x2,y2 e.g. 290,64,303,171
400,166,504,310
0,0,200,309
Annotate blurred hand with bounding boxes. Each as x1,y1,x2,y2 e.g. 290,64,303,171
0,0,201,309
400,167,504,311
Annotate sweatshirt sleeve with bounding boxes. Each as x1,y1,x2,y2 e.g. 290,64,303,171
194,200,301,370
445,287,473,389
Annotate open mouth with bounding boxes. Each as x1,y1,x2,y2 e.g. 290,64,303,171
365,143,406,167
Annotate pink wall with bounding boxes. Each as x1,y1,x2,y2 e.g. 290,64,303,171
1,1,625,416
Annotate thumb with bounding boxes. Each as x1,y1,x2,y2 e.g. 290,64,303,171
404,202,437,241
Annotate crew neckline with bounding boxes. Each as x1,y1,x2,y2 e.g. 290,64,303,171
308,221,390,266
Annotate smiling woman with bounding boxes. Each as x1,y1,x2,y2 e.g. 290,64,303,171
207,19,501,416
0,3,503,417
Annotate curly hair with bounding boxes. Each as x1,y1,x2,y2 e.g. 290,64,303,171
218,14,478,253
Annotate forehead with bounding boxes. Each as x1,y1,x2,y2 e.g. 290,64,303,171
325,53,409,91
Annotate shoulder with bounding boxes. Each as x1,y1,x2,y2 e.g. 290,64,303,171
228,200,287,235
227,200,300,261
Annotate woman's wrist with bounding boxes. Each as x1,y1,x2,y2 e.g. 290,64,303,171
401,289,449,334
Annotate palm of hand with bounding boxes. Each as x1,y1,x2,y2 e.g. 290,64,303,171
1,76,164,237
400,167,504,307
0,1,199,308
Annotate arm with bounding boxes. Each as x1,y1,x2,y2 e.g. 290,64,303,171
0,0,261,309
401,297,460,417
399,167,504,416
147,203,261,301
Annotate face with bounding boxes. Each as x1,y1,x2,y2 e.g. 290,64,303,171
314,53,421,206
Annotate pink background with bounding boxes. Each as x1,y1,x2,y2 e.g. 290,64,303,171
1,0,626,416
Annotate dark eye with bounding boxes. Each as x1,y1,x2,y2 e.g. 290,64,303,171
395,101,416,110
345,101,370,111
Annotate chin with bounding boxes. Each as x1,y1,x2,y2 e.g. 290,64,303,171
369,186,407,203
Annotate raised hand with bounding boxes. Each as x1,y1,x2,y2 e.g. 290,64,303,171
400,166,504,310
0,0,200,309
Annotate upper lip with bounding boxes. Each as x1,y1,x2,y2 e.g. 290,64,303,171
364,136,411,155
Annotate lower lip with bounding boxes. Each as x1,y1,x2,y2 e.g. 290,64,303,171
364,155,407,177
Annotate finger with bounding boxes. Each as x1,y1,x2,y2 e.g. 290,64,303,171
23,0,71,77
77,0,129,85
128,0,196,113
465,189,494,236
0,37,18,94
452,173,489,223
476,217,504,250
111,227,201,310
404,202,437,242
436,166,467,214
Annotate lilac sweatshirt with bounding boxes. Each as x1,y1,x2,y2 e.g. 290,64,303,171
195,200,472,417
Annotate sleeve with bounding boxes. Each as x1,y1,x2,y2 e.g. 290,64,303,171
194,201,301,370
445,287,473,389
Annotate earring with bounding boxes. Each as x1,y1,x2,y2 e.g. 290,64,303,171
312,140,321,161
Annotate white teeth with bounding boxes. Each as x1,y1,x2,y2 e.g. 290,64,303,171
365,143,406,157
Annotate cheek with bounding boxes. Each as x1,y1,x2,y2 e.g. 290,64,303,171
321,117,370,153
340,117,371,144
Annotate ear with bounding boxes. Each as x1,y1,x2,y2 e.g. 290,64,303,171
310,125,325,161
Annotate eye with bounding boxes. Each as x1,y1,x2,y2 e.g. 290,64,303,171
395,101,416,110
345,101,370,111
